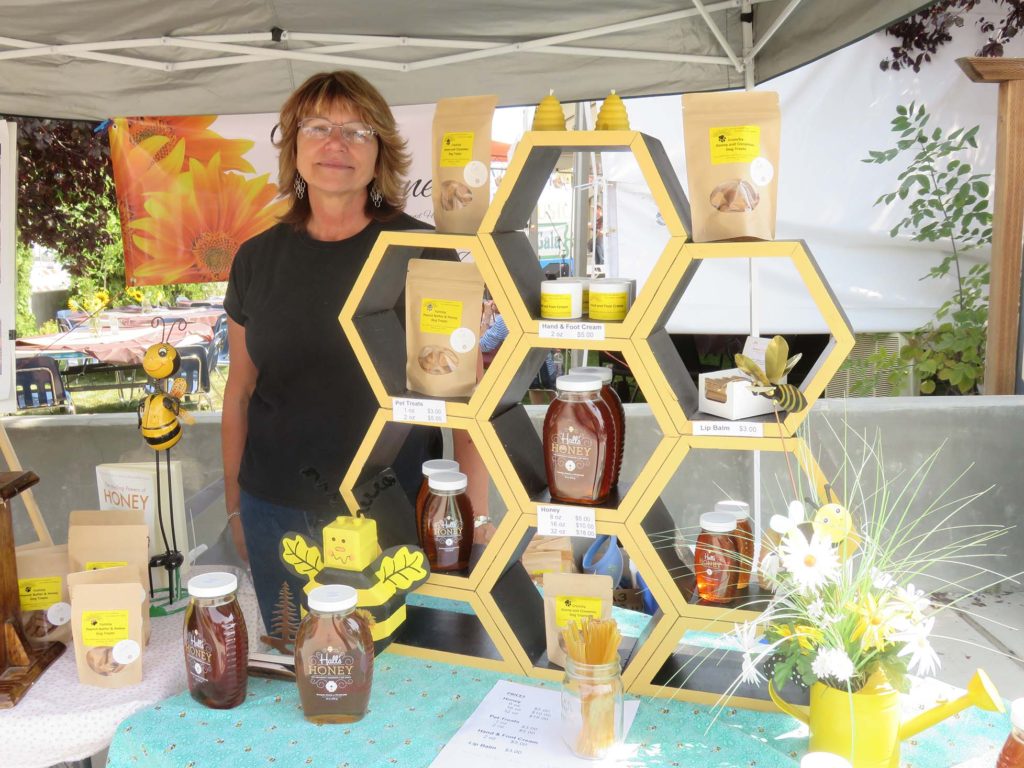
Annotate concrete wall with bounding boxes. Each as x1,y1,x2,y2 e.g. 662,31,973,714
5,396,1022,592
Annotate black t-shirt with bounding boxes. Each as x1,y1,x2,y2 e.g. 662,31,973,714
225,214,438,513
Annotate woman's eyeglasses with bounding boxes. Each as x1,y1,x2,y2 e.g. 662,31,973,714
298,118,377,144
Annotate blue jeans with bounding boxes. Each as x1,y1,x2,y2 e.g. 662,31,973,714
239,490,327,644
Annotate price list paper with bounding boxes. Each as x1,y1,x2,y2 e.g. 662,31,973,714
392,397,447,424
428,680,639,768
537,504,597,539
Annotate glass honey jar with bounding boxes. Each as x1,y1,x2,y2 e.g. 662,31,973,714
294,584,374,724
184,571,249,709
543,374,615,505
418,470,474,572
715,500,753,590
416,459,459,529
570,366,625,487
694,512,739,603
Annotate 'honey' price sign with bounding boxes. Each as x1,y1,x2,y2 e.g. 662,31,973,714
538,321,606,342
537,504,597,538
393,397,447,424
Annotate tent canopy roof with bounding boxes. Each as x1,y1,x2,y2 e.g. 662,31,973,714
0,0,926,119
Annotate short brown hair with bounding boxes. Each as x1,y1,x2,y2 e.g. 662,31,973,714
274,71,410,227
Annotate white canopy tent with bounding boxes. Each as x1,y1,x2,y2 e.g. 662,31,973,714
0,0,927,119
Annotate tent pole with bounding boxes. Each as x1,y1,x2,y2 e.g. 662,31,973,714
742,0,755,90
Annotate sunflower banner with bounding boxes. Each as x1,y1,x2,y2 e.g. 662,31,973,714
109,115,289,286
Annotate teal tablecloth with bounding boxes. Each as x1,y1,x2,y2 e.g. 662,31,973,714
105,651,1009,768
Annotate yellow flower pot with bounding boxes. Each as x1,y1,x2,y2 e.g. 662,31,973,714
769,669,1003,768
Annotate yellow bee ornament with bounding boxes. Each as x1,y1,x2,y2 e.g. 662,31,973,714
811,486,860,558
734,335,807,413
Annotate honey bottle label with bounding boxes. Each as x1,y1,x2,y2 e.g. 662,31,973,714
305,648,356,701
432,517,464,568
549,425,596,484
186,628,213,683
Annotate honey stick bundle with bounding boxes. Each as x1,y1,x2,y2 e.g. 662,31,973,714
560,617,622,758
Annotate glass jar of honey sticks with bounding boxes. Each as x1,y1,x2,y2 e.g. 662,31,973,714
560,617,624,759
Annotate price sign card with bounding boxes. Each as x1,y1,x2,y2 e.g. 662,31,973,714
428,679,639,768
693,420,764,438
538,321,606,341
537,504,597,538
393,397,447,424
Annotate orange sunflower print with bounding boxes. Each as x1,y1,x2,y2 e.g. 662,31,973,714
110,116,255,174
128,154,288,284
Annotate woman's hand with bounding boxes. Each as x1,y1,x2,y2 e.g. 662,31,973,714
228,511,249,563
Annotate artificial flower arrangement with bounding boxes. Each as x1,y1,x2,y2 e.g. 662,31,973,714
707,429,1014,766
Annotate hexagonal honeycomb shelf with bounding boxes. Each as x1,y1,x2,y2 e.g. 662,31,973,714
476,510,680,683
475,334,681,522
634,240,855,437
339,230,521,419
625,435,831,623
479,131,691,339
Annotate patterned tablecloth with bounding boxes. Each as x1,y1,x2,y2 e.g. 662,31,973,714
103,655,1010,768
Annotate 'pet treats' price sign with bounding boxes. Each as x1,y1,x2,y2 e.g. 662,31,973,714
537,504,596,538
538,321,606,342
393,397,447,424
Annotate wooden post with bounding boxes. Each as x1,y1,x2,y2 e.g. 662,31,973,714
958,58,1024,394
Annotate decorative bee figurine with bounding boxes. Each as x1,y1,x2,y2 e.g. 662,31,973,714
280,515,430,655
734,335,807,413
136,319,194,603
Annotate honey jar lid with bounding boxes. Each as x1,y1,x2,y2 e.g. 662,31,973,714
569,366,613,384
589,279,630,294
428,470,468,492
1012,698,1024,731
555,373,603,392
699,511,737,533
187,571,238,598
308,584,358,613
422,459,459,477
715,500,750,520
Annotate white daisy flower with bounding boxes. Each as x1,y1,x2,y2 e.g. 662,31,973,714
893,583,930,619
760,552,781,590
811,646,855,683
779,532,840,594
740,653,765,685
732,621,761,654
871,568,896,590
892,617,940,677
807,598,826,619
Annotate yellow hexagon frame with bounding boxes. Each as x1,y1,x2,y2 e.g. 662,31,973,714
625,434,830,624
339,231,521,420
479,130,691,339
634,240,855,437
476,510,681,686
340,409,521,592
475,333,683,523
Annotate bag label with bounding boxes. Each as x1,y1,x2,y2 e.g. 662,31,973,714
709,125,761,164
421,298,463,334
85,560,128,571
440,132,474,167
18,576,61,611
554,595,604,627
82,609,130,646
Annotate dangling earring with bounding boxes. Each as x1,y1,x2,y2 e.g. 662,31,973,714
293,173,306,200
370,183,383,208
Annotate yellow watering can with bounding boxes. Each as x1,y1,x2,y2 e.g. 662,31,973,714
768,669,1004,768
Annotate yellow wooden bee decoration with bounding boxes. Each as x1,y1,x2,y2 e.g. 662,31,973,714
137,379,195,451
812,485,860,558
734,335,807,413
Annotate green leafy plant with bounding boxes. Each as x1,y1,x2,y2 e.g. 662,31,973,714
855,103,991,395
14,241,38,337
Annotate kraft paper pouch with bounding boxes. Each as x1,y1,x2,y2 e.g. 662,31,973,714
543,571,612,668
521,535,577,587
15,544,71,646
68,509,151,642
432,95,498,233
405,259,485,398
68,566,146,688
682,91,780,242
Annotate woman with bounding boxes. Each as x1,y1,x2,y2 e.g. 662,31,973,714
222,71,442,638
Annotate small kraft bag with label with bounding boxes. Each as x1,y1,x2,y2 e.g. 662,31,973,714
68,566,146,688
543,571,612,668
406,258,485,399
15,544,72,645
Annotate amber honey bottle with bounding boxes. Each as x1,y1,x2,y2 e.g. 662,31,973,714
544,374,615,505
715,500,753,590
415,459,459,526
570,366,625,487
694,512,739,603
295,585,374,724
184,571,249,709
418,471,474,572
